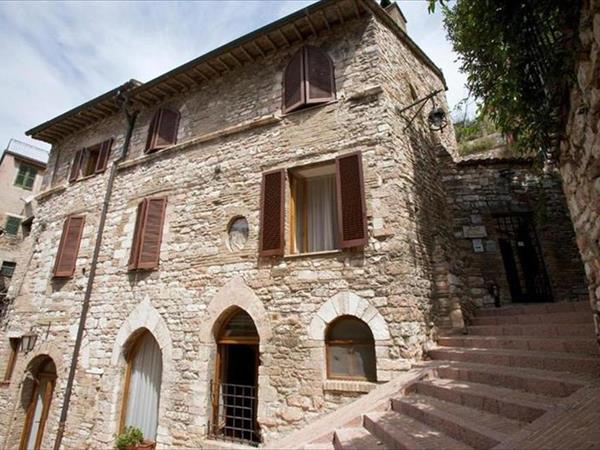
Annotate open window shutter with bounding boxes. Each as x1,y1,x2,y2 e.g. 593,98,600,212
128,200,147,271
305,46,335,104
335,152,368,248
68,150,83,182
283,50,305,113
94,139,113,173
259,169,285,256
154,109,180,149
53,216,85,277
145,111,162,153
136,198,167,270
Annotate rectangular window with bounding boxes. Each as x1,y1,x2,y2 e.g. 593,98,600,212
4,216,21,236
1,261,16,278
259,151,368,257
68,139,113,182
14,164,38,190
289,162,339,254
53,216,85,278
3,338,20,382
128,198,167,271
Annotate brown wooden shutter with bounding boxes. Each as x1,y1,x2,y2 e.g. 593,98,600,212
305,46,335,104
145,109,180,153
68,150,84,182
94,139,113,173
134,198,167,270
283,50,305,113
145,110,161,153
259,169,286,256
335,152,368,248
128,200,147,271
53,216,85,277
155,109,180,149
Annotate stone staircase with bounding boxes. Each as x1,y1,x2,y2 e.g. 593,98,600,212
323,301,600,450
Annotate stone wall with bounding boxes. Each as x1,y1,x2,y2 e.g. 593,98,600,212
0,11,453,449
440,152,588,313
560,0,600,335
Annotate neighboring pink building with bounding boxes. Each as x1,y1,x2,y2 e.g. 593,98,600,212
0,139,48,291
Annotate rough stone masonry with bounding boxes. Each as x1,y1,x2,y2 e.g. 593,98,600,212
0,1,588,449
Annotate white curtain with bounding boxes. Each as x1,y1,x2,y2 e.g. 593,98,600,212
25,378,50,450
125,333,163,441
307,175,338,252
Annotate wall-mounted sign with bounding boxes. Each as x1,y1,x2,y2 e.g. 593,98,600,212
472,239,484,253
463,225,487,239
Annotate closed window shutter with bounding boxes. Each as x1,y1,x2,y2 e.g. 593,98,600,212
259,169,285,256
283,50,305,113
132,198,167,270
94,138,113,173
68,150,84,182
128,200,147,271
145,109,180,153
335,152,368,248
53,216,85,277
155,109,180,149
305,46,335,104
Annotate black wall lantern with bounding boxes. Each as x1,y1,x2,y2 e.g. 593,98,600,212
396,88,448,131
20,332,37,353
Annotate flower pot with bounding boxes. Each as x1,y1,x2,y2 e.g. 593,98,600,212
125,441,155,450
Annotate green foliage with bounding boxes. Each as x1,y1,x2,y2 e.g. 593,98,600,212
454,113,497,144
429,0,580,157
115,426,143,450
458,136,498,156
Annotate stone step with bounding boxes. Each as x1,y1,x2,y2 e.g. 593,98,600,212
333,427,386,450
471,311,592,326
363,410,472,450
466,322,596,338
408,378,553,422
304,442,336,450
438,335,600,355
474,302,591,317
392,394,523,450
429,347,600,375
431,361,586,397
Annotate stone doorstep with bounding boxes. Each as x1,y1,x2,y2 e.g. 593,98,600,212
265,367,432,450
200,438,258,450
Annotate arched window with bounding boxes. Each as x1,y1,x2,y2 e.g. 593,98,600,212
283,46,335,113
120,331,163,443
20,357,56,450
145,108,180,153
326,316,376,382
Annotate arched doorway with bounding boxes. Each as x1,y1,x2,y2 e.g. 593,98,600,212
119,330,162,444
19,356,56,450
210,308,260,445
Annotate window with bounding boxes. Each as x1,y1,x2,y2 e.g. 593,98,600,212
326,316,376,382
128,198,167,271
53,216,85,278
145,108,180,153
228,217,249,251
68,139,113,182
3,338,20,382
14,164,38,190
1,261,16,278
289,163,338,253
259,152,368,257
4,216,21,236
283,46,335,113
120,331,162,442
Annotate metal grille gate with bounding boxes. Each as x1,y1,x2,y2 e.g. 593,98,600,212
209,382,259,446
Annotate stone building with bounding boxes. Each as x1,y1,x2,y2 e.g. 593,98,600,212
0,139,48,317
0,1,588,450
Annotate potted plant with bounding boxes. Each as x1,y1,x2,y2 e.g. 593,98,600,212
115,426,155,450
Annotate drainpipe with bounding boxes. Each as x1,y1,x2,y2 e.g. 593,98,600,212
53,88,138,450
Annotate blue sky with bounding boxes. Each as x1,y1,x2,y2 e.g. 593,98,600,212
0,0,467,152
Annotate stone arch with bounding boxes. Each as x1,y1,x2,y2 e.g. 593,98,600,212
201,276,271,344
308,292,391,341
110,298,174,447
111,298,173,367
